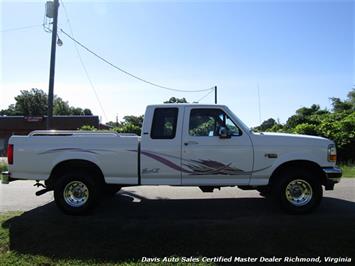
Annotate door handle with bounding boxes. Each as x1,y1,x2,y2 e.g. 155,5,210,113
184,141,199,146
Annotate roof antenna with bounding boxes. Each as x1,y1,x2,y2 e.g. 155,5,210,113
257,83,262,124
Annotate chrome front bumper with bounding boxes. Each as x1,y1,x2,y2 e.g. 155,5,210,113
322,167,342,190
322,167,342,182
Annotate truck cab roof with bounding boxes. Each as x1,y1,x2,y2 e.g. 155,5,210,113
147,103,228,109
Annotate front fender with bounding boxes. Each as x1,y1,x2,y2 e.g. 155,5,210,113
250,150,325,186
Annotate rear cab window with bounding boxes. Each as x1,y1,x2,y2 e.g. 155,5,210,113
150,108,178,139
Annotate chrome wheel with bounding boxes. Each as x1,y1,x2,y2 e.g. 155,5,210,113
285,179,313,207
63,181,89,208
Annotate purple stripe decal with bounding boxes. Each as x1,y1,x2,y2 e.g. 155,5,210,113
129,149,271,175
140,151,192,173
39,148,98,155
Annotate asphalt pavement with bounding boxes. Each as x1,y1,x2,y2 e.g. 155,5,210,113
1,179,354,212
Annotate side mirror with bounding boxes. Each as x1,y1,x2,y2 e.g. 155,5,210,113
218,126,231,139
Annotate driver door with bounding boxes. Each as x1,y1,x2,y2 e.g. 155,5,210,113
181,107,253,185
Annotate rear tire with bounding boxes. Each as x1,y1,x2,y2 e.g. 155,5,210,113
272,168,322,214
104,184,121,197
54,170,101,215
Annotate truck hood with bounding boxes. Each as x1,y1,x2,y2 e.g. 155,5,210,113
251,132,332,146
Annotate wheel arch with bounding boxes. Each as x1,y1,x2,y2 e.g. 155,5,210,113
46,159,105,189
269,160,326,187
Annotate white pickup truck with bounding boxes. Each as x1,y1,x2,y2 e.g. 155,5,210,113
2,104,342,215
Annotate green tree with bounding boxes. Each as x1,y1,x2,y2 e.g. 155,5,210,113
164,97,188,103
83,108,93,115
0,104,18,116
0,88,93,116
105,121,120,127
114,124,141,135
330,97,352,112
329,88,354,113
14,88,48,115
70,107,85,115
254,118,278,132
296,104,321,116
105,115,144,135
122,115,144,128
268,123,285,132
285,104,329,129
293,123,319,135
53,98,71,115
347,88,355,106
315,112,355,161
80,125,97,131
254,89,355,162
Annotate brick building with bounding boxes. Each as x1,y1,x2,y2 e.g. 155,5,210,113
0,116,106,156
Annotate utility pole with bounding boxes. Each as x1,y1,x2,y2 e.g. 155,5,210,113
47,0,59,129
214,85,217,104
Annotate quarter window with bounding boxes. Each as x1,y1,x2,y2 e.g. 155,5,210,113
151,108,178,139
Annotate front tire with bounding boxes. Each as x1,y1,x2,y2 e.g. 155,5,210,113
54,171,101,215
273,168,323,214
256,186,271,198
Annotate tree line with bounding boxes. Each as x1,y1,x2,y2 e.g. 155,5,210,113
0,88,92,116
253,89,354,162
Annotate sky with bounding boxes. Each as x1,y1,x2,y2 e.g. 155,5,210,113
0,0,354,127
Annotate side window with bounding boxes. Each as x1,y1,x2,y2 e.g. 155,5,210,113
189,109,223,136
225,116,241,136
151,108,178,139
189,109,242,137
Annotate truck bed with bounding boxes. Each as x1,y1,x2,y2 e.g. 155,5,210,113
9,131,140,185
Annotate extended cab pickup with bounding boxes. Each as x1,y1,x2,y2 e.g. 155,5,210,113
3,104,342,214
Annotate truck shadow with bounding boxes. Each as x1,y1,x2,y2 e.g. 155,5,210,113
2,194,355,262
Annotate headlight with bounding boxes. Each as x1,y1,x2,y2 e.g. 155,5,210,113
328,144,337,162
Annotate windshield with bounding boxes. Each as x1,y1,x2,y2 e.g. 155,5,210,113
224,106,251,133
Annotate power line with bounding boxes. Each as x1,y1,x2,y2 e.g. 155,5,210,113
195,88,214,103
59,0,108,121
0,24,42,33
60,28,214,93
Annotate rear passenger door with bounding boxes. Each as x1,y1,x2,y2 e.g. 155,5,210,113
140,106,183,185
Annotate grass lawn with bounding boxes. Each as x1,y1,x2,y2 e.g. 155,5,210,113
0,161,7,176
0,161,8,183
340,164,355,177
